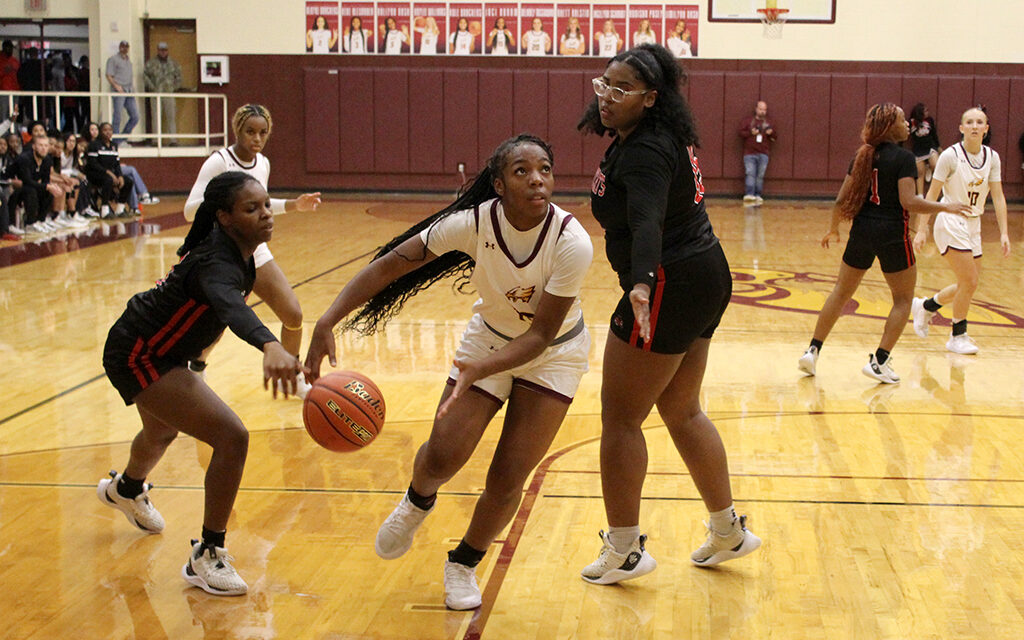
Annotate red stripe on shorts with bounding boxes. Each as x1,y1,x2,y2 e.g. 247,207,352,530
127,337,150,388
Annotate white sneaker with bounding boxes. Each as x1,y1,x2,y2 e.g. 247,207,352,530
861,353,900,384
691,514,762,566
96,470,165,533
911,297,935,338
7,224,25,235
580,530,657,585
140,193,160,204
182,539,248,596
798,345,818,376
754,196,764,205
375,494,433,559
443,561,482,610
742,194,757,203
81,207,100,218
946,334,979,355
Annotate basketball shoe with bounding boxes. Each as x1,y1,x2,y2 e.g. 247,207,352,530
861,353,900,384
797,345,819,376
96,470,165,533
691,514,761,566
946,334,979,355
375,495,433,559
580,530,657,585
443,561,482,610
911,297,935,338
182,539,248,596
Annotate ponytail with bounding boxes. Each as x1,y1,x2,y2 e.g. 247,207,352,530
342,133,554,335
177,171,257,256
835,103,902,221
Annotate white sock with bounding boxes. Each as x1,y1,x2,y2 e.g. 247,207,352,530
709,505,737,535
607,526,641,553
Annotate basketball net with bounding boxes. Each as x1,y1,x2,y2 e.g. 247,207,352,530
757,8,789,39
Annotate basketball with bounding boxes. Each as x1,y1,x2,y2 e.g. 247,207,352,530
302,371,386,452
468,20,482,36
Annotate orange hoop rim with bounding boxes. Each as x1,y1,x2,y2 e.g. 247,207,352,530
756,7,790,22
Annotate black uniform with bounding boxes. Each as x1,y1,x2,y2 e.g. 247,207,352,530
13,150,53,225
909,116,940,159
84,138,133,206
590,119,730,354
842,142,918,273
103,227,277,404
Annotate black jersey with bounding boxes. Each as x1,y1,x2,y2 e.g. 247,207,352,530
851,142,917,221
590,120,718,291
117,227,276,361
909,117,940,156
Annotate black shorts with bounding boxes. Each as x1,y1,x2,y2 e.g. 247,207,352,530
842,215,914,273
103,320,187,405
609,242,731,355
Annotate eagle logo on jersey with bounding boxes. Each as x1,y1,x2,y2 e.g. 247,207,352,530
592,168,606,197
505,285,536,304
967,177,984,188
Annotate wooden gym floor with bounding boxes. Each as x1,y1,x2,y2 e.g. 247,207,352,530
1,195,1023,639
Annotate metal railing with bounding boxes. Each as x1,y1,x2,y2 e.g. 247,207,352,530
1,90,228,158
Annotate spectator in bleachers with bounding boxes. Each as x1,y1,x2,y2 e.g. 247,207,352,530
0,40,19,122
84,122,134,218
105,41,139,144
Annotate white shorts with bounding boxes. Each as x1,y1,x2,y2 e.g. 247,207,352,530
933,212,982,258
253,242,274,268
448,313,590,404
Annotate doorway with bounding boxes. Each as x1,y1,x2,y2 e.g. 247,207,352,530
143,20,197,145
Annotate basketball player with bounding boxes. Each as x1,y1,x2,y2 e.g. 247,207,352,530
182,104,321,397
666,20,692,58
97,172,303,596
521,18,551,56
381,17,409,55
414,16,440,55
798,104,971,382
307,16,338,53
449,17,475,55
631,19,657,47
343,16,372,54
559,17,586,55
487,17,514,55
305,134,592,611
911,106,1011,354
594,20,623,57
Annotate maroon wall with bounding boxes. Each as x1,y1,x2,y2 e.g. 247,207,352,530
132,56,1024,200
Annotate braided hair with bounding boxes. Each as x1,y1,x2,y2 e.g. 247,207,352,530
341,133,555,336
578,43,699,149
232,103,272,138
177,171,259,256
835,103,903,221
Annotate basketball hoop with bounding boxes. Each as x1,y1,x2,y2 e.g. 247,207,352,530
757,8,789,39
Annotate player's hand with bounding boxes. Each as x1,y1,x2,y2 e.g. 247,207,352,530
304,320,337,383
295,192,322,212
629,284,652,343
821,229,840,249
263,341,307,399
944,202,973,217
1001,234,1011,257
913,229,928,253
436,357,483,419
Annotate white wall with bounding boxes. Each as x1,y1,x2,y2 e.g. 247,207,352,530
1,0,1021,62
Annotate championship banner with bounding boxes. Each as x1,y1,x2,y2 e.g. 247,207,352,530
483,3,518,55
519,3,555,56
412,2,447,54
555,4,590,57
448,3,483,54
627,4,663,49
591,4,626,57
664,4,699,57
339,2,375,53
306,2,340,53
377,2,412,54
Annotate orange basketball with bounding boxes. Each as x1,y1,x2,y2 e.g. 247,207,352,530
468,20,482,36
302,371,385,452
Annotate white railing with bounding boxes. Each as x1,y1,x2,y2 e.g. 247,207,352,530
1,90,228,158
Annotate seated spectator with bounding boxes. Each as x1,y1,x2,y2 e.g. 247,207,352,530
14,135,66,233
59,132,98,218
84,122,134,218
0,133,22,239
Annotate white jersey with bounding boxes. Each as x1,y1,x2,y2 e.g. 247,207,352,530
596,32,619,56
934,143,1002,218
561,33,583,55
419,30,438,54
310,29,331,53
633,31,656,47
523,30,550,55
420,198,592,338
344,28,370,54
490,30,510,55
667,36,691,57
384,29,407,54
184,148,286,222
450,30,474,54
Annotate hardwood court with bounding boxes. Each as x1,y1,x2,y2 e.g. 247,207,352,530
1,196,1023,639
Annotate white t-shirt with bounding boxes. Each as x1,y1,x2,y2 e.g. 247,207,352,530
934,143,1002,218
451,30,474,54
344,28,370,54
490,30,510,55
523,30,550,55
419,30,438,54
310,29,331,53
596,32,619,56
633,31,656,47
667,36,691,57
419,198,592,338
184,148,286,222
384,29,407,54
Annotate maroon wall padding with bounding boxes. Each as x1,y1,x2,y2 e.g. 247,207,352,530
127,55,1024,200
304,69,340,173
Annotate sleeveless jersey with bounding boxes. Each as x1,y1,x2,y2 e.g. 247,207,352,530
934,143,1002,218
310,29,331,53
451,30,474,54
523,30,549,55
184,148,284,222
633,31,656,47
419,31,438,54
561,33,583,54
597,32,619,56
420,198,592,338
667,36,691,57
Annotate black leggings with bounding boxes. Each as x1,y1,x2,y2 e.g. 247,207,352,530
85,171,133,207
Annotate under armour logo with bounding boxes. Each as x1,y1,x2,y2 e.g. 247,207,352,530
484,241,496,250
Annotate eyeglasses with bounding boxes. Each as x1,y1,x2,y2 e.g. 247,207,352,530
592,78,649,103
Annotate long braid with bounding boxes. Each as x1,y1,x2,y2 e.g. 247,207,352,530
835,103,902,221
177,172,257,256
341,133,555,336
